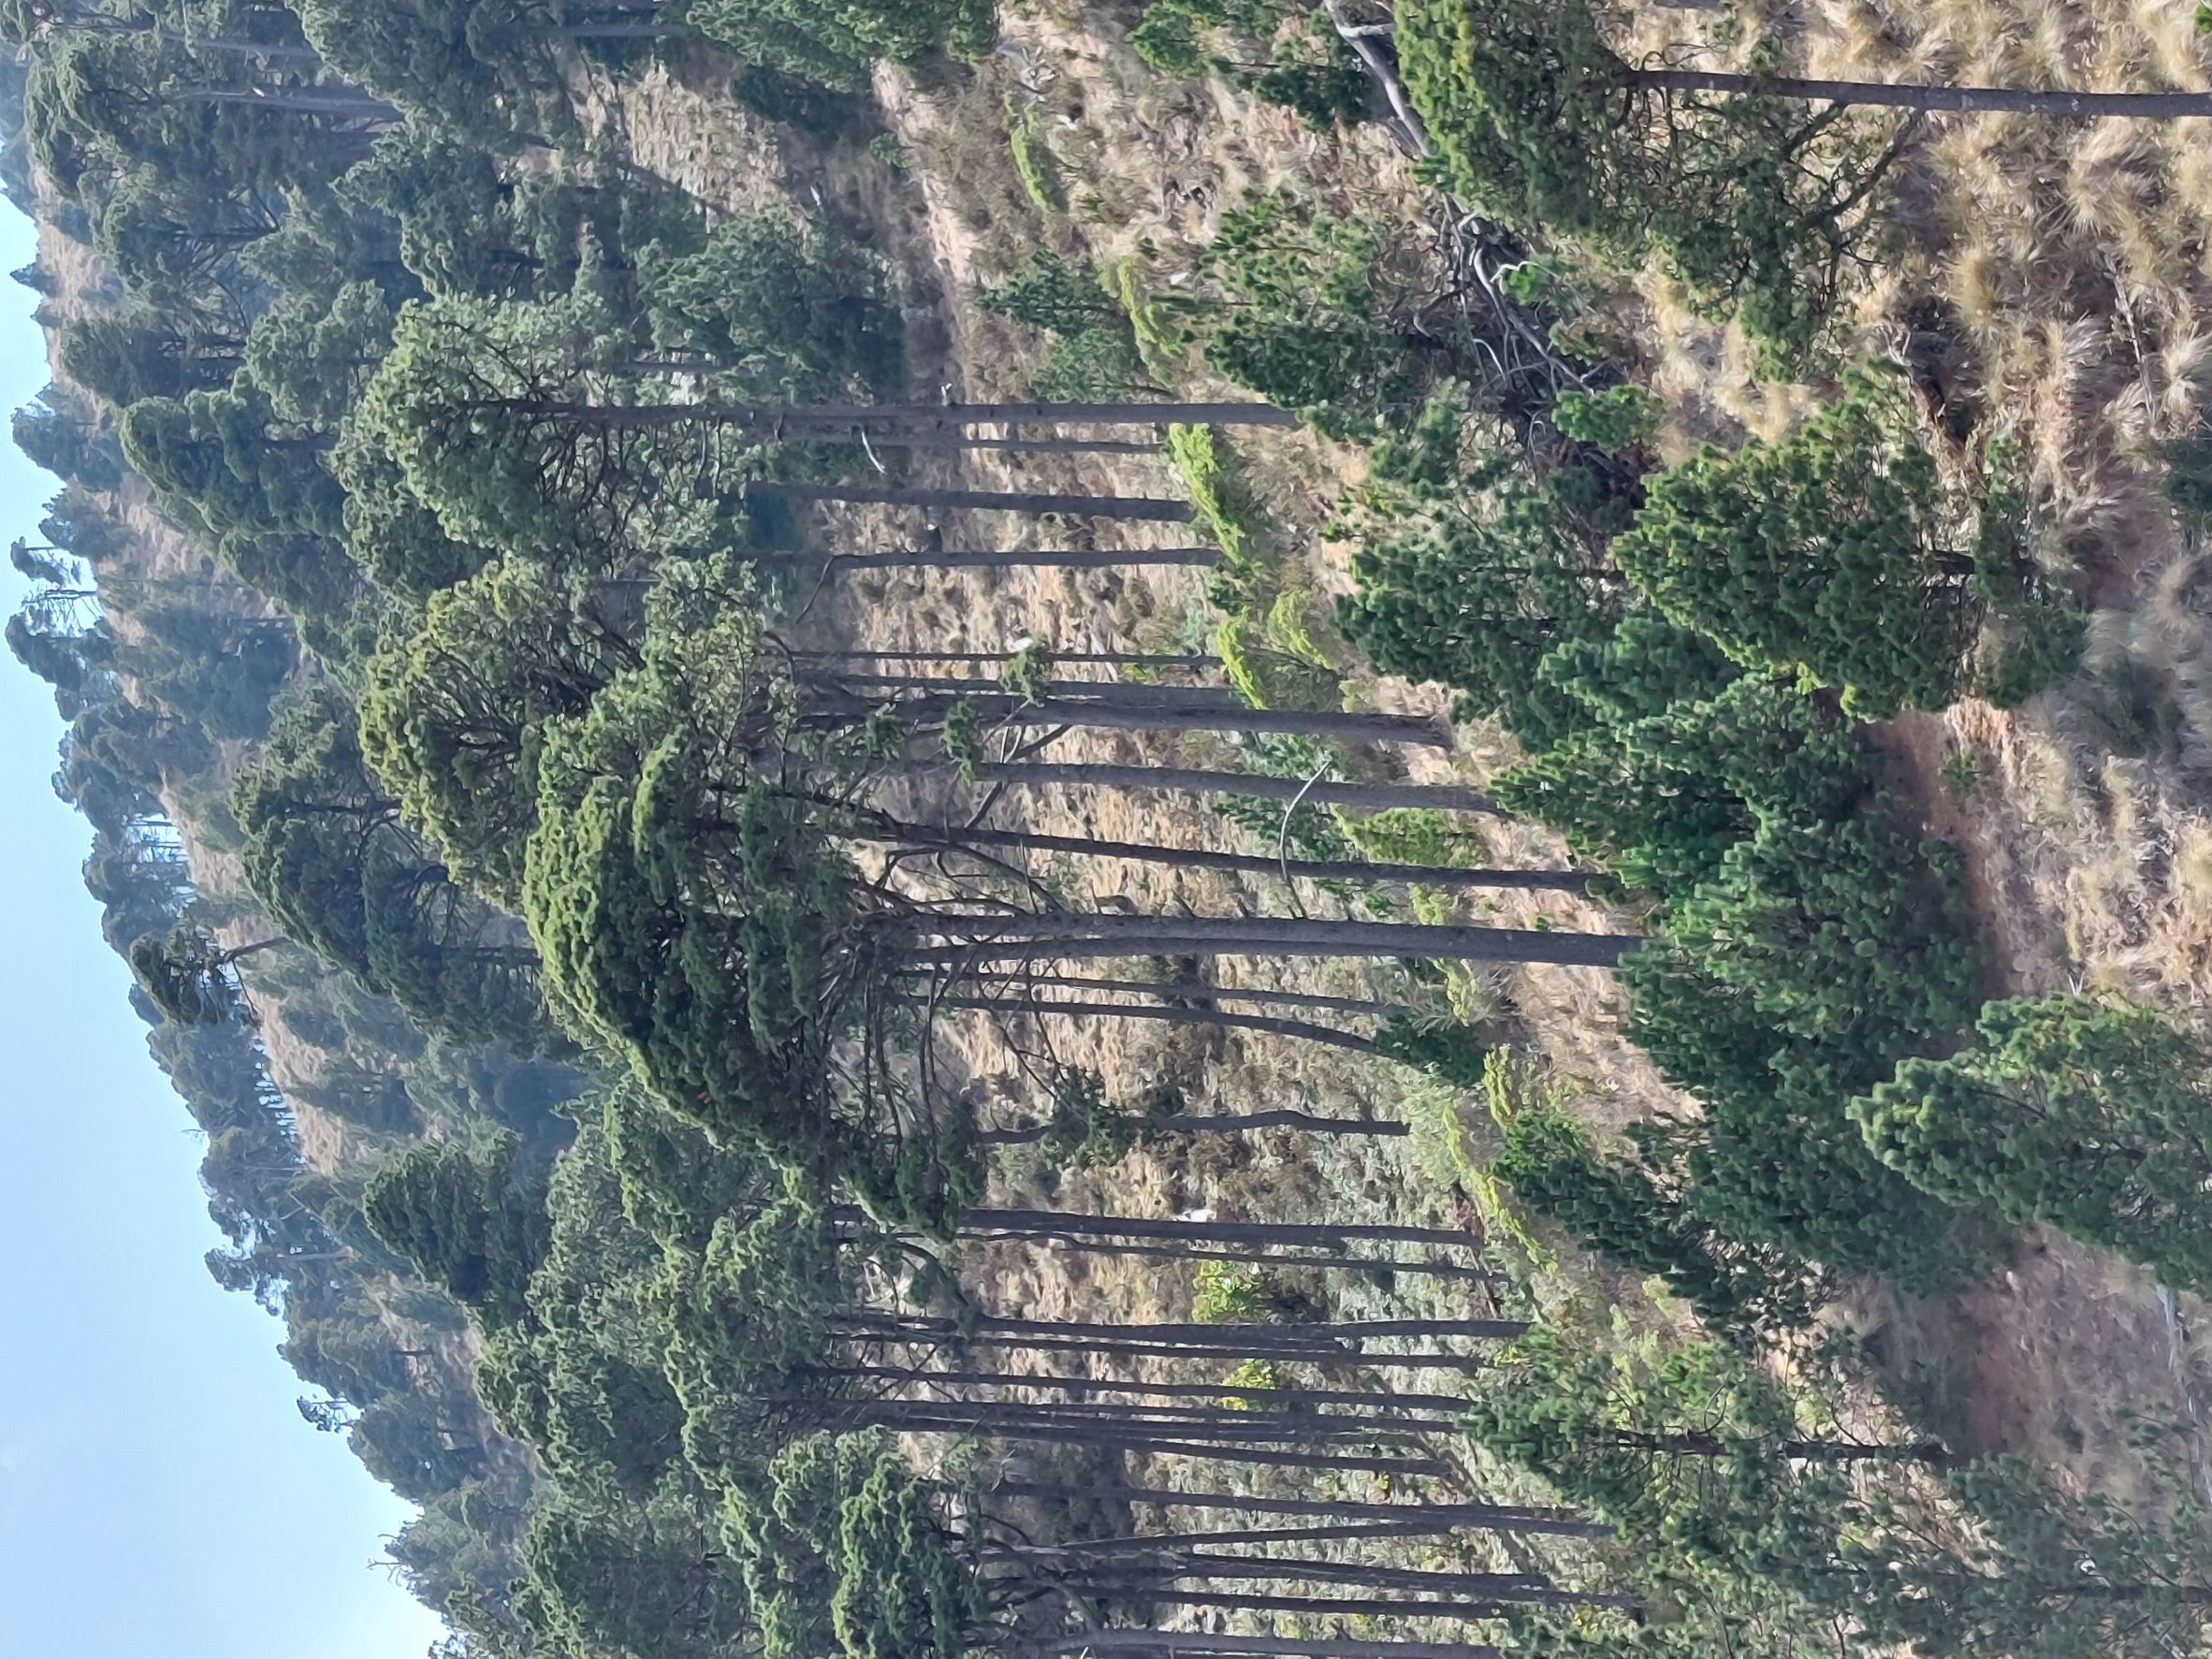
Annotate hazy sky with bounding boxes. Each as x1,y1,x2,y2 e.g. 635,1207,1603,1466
0,207,449,1654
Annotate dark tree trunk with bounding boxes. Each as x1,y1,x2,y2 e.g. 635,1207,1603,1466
982,1480,1608,1539
1634,66,2212,117
872,820,1588,893
895,911,1634,968
919,994,1384,1055
795,648,1219,669
750,546,1218,573
953,1209,1478,1250
741,479,1195,522
478,397,1294,430
1031,1633,1500,1659
878,692,1448,748
874,756,1497,813
955,971,1418,1019
833,1365,1478,1411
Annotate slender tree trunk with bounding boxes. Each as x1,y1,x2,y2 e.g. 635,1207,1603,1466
869,820,1589,892
951,1209,1479,1250
796,648,1219,670
750,546,1218,573
1065,1556,1624,1607
1031,1632,1502,1659
845,1313,1526,1345
985,1481,1603,1538
895,912,1635,968
917,994,1384,1055
954,971,1418,1019
780,431,1164,456
975,1100,1407,1140
1082,1589,1530,1623
883,693,1449,748
874,756,1498,813
1633,66,2212,117
834,1366,1478,1411
996,1520,1477,1554
741,479,1195,522
477,397,1295,429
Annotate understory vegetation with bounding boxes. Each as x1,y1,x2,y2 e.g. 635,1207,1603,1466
13,0,2212,1656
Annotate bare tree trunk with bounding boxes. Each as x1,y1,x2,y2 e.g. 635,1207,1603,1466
975,1100,1406,1140
482,398,1294,429
795,648,1220,670
919,994,1385,1055
742,479,1194,521
952,1210,1479,1251
1031,1633,1501,1659
983,1480,1608,1538
750,547,1218,573
895,911,1634,968
835,1366,1480,1411
957,971,1417,1019
875,755,1496,812
879,692,1448,748
1634,66,2212,117
870,820,1588,892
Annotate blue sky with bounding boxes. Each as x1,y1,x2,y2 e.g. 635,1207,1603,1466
0,211,448,1653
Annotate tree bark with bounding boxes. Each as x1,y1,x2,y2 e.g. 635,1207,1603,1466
957,971,1417,1019
1032,1633,1501,1659
478,397,1294,430
983,1480,1607,1538
919,994,1385,1055
750,546,1218,573
1633,67,2212,118
873,820,1588,892
741,479,1195,522
875,756,1497,813
895,912,1634,968
952,1209,1478,1250
834,1366,1478,1411
796,648,1219,669
885,693,1449,748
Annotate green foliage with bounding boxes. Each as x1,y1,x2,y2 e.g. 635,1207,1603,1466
1003,97,1063,215
643,211,903,398
978,250,1159,400
1334,385,1629,747
1191,1258,1312,1323
1394,0,1905,363
363,1133,551,1330
1494,1106,1819,1337
1615,372,1968,717
1130,0,1366,129
1855,996,2212,1293
1375,1017,1492,1087
1618,815,1991,1288
1550,384,1660,452
1184,189,1436,429
686,0,996,87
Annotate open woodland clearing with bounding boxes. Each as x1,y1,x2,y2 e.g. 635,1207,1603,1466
22,0,2212,1654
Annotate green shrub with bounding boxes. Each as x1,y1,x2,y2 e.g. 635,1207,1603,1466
1494,1106,1820,1336
1333,386,1625,747
1551,385,1661,453
1855,997,2212,1293
1004,98,1064,215
1393,0,1905,365
1192,1259,1313,1323
1612,371,1972,718
1376,1017,1492,1087
979,251,1160,400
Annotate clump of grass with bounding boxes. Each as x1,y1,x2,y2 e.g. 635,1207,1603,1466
1005,97,1064,215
